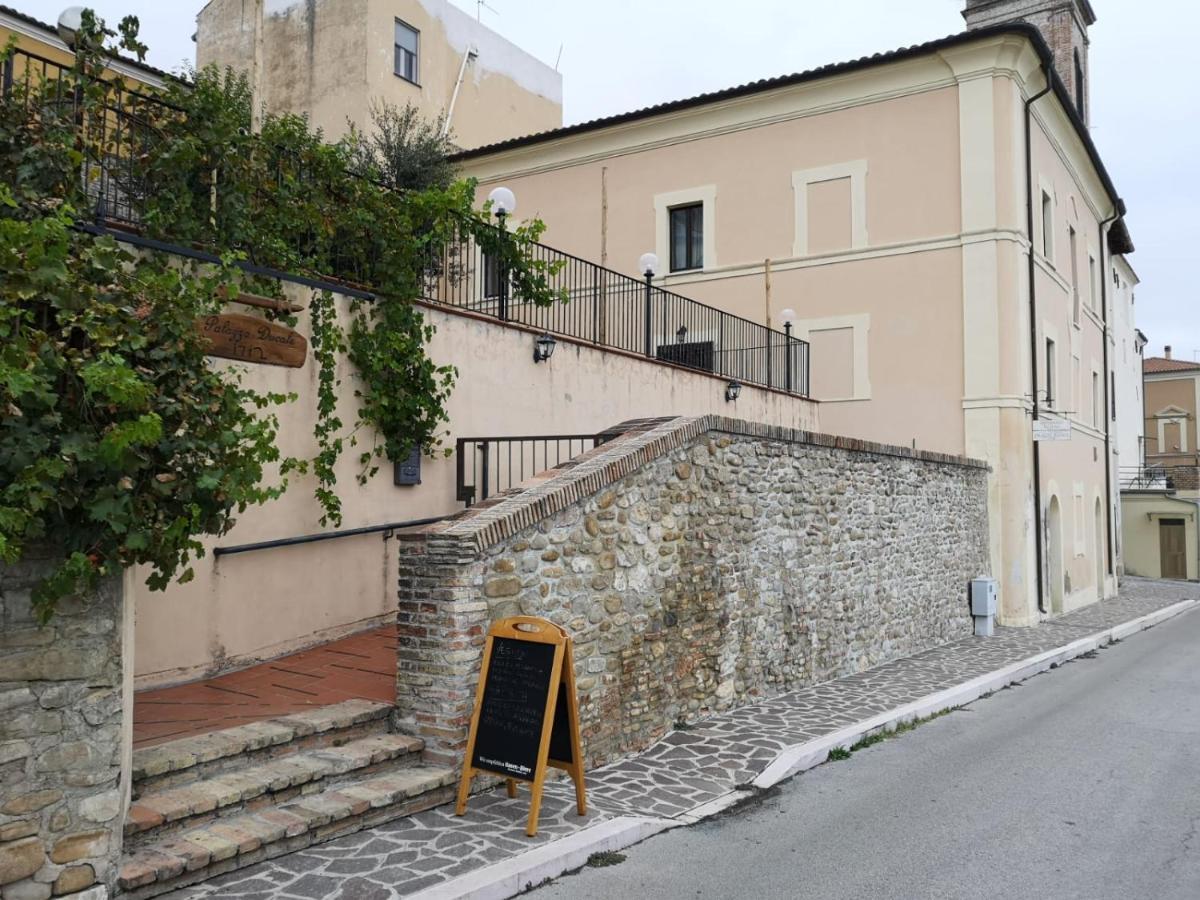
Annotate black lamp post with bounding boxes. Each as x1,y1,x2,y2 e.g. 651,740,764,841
781,308,797,394
488,187,516,322
639,252,658,358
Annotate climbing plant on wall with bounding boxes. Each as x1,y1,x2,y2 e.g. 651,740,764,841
0,12,563,616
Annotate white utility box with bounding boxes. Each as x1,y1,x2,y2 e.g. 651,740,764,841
970,577,998,637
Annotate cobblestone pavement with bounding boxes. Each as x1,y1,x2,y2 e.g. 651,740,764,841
166,579,1200,900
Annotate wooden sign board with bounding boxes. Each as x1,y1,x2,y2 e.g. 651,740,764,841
456,616,586,836
197,313,307,368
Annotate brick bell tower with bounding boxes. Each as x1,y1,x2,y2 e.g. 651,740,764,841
963,0,1097,126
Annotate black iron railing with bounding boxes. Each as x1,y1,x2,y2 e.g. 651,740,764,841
1120,465,1200,492
456,435,605,506
421,223,811,396
5,48,811,398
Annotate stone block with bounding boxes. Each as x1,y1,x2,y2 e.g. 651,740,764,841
1,792,61,817
48,832,107,865
51,864,94,895
0,837,44,887
0,823,38,843
0,878,51,900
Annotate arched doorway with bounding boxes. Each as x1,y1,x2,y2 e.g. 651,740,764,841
1047,496,1065,614
1095,498,1105,599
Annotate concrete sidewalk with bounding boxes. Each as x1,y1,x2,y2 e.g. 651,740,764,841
166,578,1200,900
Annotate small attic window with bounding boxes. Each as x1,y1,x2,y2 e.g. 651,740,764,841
1074,49,1085,115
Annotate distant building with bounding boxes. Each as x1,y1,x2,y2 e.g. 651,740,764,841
195,0,563,150
455,0,1135,624
1120,347,1200,580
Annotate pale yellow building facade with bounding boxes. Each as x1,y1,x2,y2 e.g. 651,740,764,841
456,17,1134,625
195,0,563,149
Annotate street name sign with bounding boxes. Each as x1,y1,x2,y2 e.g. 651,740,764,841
1033,418,1072,442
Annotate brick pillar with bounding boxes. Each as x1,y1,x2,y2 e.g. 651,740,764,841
0,546,129,899
393,532,489,768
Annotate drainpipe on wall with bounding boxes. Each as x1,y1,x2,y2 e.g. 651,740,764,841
1025,66,1053,616
443,45,479,139
1099,203,1124,587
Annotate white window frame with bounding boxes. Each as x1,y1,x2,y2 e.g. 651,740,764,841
1044,323,1059,409
394,19,420,85
1156,406,1191,454
1068,224,1080,326
654,186,717,276
1091,364,1102,427
791,160,868,258
1039,178,1056,264
787,313,871,402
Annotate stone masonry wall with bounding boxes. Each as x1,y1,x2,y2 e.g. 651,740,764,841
0,546,126,900
395,417,991,768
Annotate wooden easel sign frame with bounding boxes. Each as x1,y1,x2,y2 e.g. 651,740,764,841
455,616,586,836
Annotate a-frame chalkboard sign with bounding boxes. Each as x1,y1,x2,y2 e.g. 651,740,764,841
455,616,586,836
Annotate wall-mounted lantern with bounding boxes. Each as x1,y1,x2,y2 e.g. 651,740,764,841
533,332,556,364
725,380,742,403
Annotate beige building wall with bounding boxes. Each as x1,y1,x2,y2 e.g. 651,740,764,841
196,0,562,148
1145,371,1200,469
1121,493,1199,581
132,289,818,687
459,30,1124,624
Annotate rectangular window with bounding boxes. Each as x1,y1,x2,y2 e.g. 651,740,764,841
1069,226,1080,324
1073,356,1081,414
1092,371,1101,426
669,203,704,272
1041,191,1054,260
1045,337,1056,407
394,20,419,84
1088,254,1097,310
1111,372,1117,421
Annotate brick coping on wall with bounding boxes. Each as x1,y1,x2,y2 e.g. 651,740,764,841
403,415,989,555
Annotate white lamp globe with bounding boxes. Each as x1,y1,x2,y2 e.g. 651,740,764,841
57,6,85,47
780,308,797,324
638,252,659,277
488,186,516,216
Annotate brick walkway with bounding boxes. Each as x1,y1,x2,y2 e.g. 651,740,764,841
164,579,1200,899
133,627,397,749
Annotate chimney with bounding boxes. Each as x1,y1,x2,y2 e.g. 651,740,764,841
1165,346,1173,360
963,1,1097,126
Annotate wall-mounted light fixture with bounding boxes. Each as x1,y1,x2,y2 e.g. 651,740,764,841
533,332,556,363
725,380,742,403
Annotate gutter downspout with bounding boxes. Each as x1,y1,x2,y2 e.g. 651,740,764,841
443,45,479,139
1099,202,1124,587
1026,66,1053,616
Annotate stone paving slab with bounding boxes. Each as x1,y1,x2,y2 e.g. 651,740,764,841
164,579,1200,900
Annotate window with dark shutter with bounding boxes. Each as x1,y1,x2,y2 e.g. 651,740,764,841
669,203,703,272
395,20,419,84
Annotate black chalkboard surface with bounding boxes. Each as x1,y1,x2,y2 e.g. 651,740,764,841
456,616,587,836
470,637,557,780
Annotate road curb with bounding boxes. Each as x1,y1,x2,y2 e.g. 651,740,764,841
407,816,672,900
422,597,1197,899
753,597,1198,789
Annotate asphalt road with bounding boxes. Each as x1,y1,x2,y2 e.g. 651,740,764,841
538,608,1200,900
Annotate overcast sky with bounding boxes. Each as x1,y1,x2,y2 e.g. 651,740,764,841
39,0,1199,358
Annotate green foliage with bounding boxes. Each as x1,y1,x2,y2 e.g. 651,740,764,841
352,100,458,192
2,10,565,600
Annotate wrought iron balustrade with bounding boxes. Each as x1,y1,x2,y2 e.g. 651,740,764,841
1119,465,1200,492
456,434,606,506
6,48,812,399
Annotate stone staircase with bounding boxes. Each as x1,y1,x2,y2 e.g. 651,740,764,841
118,700,456,898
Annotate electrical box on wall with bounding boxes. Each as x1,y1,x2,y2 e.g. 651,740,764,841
970,577,998,636
393,448,421,486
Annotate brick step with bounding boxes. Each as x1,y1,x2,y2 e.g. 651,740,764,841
125,732,424,848
132,699,394,796
118,765,457,899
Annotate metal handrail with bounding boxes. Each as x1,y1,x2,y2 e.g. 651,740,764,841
456,434,604,506
212,516,448,556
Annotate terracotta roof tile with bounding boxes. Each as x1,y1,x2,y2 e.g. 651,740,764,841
1145,357,1200,374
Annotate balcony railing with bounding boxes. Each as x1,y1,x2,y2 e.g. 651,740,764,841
456,434,606,506
5,47,811,398
1119,465,1200,492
